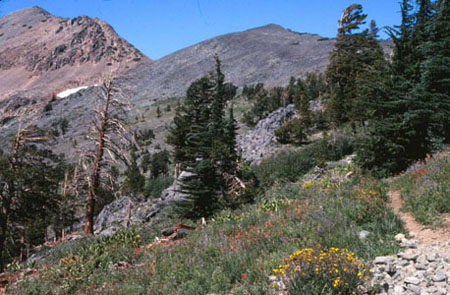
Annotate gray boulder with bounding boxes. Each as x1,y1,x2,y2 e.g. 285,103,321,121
93,196,160,236
160,171,192,202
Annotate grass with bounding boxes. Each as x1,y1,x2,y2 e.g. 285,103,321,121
253,136,355,187
393,147,450,225
8,155,404,295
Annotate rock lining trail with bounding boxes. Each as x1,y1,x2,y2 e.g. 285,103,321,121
369,191,450,295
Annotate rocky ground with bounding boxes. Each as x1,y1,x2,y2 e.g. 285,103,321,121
370,192,450,295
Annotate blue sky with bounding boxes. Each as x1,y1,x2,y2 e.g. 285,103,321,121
0,0,402,59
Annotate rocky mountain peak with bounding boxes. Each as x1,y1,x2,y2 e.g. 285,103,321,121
252,23,286,32
9,5,50,18
0,6,150,99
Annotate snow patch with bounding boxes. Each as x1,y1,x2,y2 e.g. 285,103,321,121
57,85,97,98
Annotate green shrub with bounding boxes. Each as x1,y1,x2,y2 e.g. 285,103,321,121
273,247,370,294
145,175,174,198
43,103,53,112
254,136,355,186
274,118,308,144
253,144,320,185
135,128,155,146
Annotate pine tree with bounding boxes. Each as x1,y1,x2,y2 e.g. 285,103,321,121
417,0,450,145
156,106,162,118
396,0,436,161
325,4,385,127
167,57,239,218
167,105,190,170
221,104,239,174
210,55,226,139
123,149,145,194
150,150,171,179
0,139,65,270
179,75,220,217
357,0,448,175
355,1,413,175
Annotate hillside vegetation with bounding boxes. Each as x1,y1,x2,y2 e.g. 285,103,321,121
8,142,405,295
0,1,449,294
393,149,450,225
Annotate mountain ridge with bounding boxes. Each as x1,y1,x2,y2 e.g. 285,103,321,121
0,6,392,156
0,6,149,99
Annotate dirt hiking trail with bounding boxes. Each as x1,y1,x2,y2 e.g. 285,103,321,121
388,190,450,246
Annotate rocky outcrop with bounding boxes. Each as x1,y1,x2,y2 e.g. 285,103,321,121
160,171,191,202
238,104,298,165
93,196,159,236
93,172,193,236
370,234,450,295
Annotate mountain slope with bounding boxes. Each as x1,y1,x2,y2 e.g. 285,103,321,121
0,7,392,156
123,24,335,99
0,6,149,99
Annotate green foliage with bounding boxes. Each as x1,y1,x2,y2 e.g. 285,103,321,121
242,83,264,100
319,135,355,162
43,103,53,113
393,149,450,225
274,118,308,144
150,149,171,179
0,145,66,269
123,150,145,194
357,0,450,175
326,4,386,127
12,171,403,294
253,145,321,186
254,136,355,186
242,73,327,128
168,56,239,218
145,175,174,198
416,0,450,145
242,86,285,127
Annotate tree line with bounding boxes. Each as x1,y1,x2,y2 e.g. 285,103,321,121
241,0,449,176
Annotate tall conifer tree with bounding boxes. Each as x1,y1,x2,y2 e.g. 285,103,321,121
168,57,238,218
326,4,385,127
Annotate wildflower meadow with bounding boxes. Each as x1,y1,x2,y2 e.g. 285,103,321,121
394,148,450,225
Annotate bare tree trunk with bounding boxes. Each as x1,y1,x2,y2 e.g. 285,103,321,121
124,196,131,228
0,207,8,272
62,169,69,198
83,81,112,235
19,236,24,263
174,162,180,179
